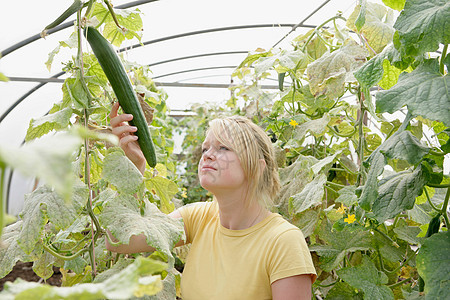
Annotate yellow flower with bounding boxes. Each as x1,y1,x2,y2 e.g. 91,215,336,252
181,192,188,198
344,214,356,224
336,204,346,214
289,119,298,128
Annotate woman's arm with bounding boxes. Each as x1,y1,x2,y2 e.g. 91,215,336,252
271,274,313,300
105,209,186,253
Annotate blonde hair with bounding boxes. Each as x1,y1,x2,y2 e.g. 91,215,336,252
206,116,280,209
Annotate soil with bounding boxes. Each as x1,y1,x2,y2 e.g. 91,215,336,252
0,261,62,291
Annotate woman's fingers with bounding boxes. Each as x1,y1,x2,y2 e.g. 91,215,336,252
119,134,139,148
111,124,137,138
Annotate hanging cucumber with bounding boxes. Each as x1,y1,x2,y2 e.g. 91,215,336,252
84,26,157,168
41,0,84,37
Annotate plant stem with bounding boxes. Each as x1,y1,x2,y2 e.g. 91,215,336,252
439,44,448,75
104,0,123,30
356,88,366,187
0,163,5,238
78,10,98,277
388,278,411,289
42,242,89,261
442,187,450,228
300,15,346,53
426,182,450,188
424,187,440,212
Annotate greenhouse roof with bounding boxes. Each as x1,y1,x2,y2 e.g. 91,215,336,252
1,0,366,147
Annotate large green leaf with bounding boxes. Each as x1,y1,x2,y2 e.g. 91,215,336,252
17,183,87,254
347,2,395,53
0,221,38,278
289,174,326,215
373,168,425,223
359,123,428,211
376,59,450,126
98,190,184,268
307,41,369,100
25,108,73,142
0,256,165,299
310,222,372,272
416,231,450,299
0,133,82,202
380,130,430,164
393,0,450,57
337,256,394,300
102,147,143,194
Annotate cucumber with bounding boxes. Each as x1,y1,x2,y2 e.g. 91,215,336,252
42,0,84,35
84,26,157,168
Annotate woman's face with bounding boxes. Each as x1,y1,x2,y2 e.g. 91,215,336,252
198,131,247,193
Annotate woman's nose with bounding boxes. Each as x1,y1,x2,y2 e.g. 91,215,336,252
203,148,215,160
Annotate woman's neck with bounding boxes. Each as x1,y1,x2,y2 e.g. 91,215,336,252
214,191,269,230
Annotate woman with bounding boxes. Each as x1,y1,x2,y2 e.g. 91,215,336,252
107,102,317,299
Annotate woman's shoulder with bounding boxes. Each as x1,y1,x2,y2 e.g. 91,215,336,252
264,213,306,240
179,201,217,219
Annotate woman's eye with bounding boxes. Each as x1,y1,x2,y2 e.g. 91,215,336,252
201,148,207,153
219,146,229,151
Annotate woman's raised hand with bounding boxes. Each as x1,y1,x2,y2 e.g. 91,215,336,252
109,102,146,174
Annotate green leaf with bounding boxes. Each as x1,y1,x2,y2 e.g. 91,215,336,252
289,174,326,215
336,185,359,207
347,2,395,53
378,59,405,90
380,130,430,164
326,281,363,299
393,220,422,245
253,49,308,76
373,166,425,222
0,256,164,299
293,114,331,140
376,59,450,126
99,191,185,268
394,0,450,57
0,221,36,278
310,222,372,272
33,251,57,280
382,0,405,11
144,175,179,214
416,231,450,299
354,0,367,32
0,133,82,202
358,148,386,210
17,183,87,254
102,147,143,194
25,108,73,142
337,256,394,300
311,150,342,175
307,41,369,100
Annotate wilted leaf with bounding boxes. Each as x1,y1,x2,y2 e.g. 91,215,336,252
0,221,36,278
102,147,143,194
0,133,82,202
337,256,394,300
0,256,164,299
289,174,326,214
25,108,73,142
336,185,358,207
308,41,369,99
416,231,450,299
347,2,395,53
393,220,422,245
18,183,87,254
376,59,450,126
33,251,57,280
394,0,450,57
145,175,179,214
99,191,184,268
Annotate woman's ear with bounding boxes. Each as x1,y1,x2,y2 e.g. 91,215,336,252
259,158,266,175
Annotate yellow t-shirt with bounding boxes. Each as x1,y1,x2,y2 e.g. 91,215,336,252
179,201,316,300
